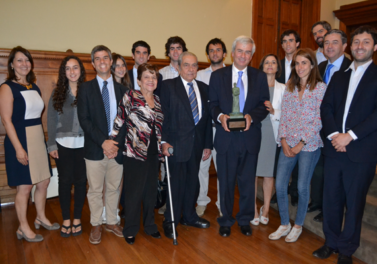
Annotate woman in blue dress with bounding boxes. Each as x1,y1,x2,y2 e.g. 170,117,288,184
0,46,59,242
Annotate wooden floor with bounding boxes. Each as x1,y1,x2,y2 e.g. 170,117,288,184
0,177,365,264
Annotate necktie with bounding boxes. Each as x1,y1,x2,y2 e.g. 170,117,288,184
324,64,334,84
102,81,111,134
237,71,245,113
188,82,199,125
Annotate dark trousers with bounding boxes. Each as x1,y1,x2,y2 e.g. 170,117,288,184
164,147,201,227
310,151,325,207
123,155,159,237
55,143,87,220
274,146,298,197
217,132,258,227
323,154,375,256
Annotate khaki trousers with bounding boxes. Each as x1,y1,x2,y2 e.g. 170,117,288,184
85,156,123,226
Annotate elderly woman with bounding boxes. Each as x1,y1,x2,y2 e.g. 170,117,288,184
47,55,86,237
111,63,163,245
269,48,326,242
0,46,59,242
252,54,285,226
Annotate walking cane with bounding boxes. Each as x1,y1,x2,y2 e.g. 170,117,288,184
165,147,178,245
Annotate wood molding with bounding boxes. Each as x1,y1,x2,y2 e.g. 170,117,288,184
334,0,377,26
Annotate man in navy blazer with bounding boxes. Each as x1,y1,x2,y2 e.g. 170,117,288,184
314,26,377,264
160,52,213,239
209,36,269,237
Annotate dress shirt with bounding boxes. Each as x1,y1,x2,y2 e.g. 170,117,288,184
327,60,374,141
285,58,292,83
159,64,179,80
316,48,327,65
181,77,202,120
133,66,140,90
196,64,226,85
96,75,117,136
324,55,344,84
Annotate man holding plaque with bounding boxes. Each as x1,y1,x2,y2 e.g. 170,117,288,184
209,36,269,237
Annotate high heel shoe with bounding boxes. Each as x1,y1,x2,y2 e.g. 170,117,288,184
250,217,260,226
268,223,292,240
16,229,44,242
259,205,269,225
34,219,60,230
285,226,302,242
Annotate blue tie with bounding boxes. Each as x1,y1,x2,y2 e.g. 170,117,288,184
102,81,111,134
188,82,199,125
237,71,245,113
324,64,334,84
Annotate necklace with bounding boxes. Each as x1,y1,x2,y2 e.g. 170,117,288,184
16,81,33,90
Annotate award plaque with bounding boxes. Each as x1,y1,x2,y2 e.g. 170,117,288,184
226,83,246,131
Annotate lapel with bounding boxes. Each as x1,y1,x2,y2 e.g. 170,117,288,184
319,61,328,79
223,66,233,112
175,77,194,121
280,59,286,82
196,81,206,117
128,69,134,89
244,66,254,111
349,63,375,111
91,78,108,126
339,57,352,72
114,82,123,103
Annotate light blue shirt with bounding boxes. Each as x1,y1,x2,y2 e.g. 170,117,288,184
132,66,141,90
96,75,117,135
325,55,344,84
316,48,327,65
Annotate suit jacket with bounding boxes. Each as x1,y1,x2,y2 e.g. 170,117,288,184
318,56,352,80
321,62,377,163
160,77,213,163
77,77,128,164
276,58,290,84
209,66,270,154
129,67,163,96
270,80,286,143
128,69,134,89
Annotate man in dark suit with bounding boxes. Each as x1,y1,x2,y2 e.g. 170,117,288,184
160,51,213,238
77,45,127,244
314,26,377,264
209,36,269,237
273,29,301,206
308,29,352,222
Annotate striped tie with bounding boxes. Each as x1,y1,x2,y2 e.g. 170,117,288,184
102,81,111,134
188,82,199,125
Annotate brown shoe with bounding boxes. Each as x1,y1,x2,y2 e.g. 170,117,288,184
104,224,124,238
89,225,102,244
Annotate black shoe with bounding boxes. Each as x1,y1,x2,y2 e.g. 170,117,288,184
239,225,252,236
120,208,125,219
180,217,210,229
307,202,322,212
313,245,338,259
163,223,178,239
219,226,231,237
125,236,135,245
337,254,352,264
291,195,298,206
150,231,161,239
313,212,323,222
270,193,277,204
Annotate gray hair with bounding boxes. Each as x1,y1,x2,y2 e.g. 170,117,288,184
91,45,112,62
324,29,348,45
231,36,256,56
178,51,198,67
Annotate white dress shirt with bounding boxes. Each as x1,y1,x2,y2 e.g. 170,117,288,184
316,48,327,65
159,64,179,80
132,66,140,90
196,64,226,85
327,60,374,141
285,58,292,83
324,55,344,84
181,77,202,120
96,75,117,135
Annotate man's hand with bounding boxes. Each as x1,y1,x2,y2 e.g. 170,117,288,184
281,139,295,158
49,150,59,159
102,140,118,157
219,114,230,132
162,143,173,156
202,149,211,161
291,142,304,155
244,114,252,131
332,133,352,151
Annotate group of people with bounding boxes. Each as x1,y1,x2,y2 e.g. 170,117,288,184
0,21,376,264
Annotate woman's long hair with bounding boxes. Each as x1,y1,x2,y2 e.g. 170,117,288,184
111,53,132,90
53,56,86,113
286,48,322,93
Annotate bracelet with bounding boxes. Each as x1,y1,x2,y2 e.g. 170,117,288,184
300,139,307,145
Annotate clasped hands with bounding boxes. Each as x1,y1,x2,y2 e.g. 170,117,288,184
281,138,304,158
330,133,352,152
219,114,252,132
102,140,119,159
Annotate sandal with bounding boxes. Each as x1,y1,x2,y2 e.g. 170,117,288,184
72,223,82,237
60,225,71,238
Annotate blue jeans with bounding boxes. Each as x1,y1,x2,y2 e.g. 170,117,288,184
275,148,320,226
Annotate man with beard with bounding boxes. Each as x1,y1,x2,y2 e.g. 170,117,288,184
312,21,332,64
314,25,377,264
159,36,188,80
195,38,227,217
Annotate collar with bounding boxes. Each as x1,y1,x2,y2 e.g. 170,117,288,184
96,74,113,85
232,64,247,76
169,63,178,73
207,63,226,72
180,76,196,88
346,59,373,72
328,54,344,68
285,57,292,64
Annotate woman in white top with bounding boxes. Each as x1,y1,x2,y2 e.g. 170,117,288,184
47,55,86,237
252,54,285,226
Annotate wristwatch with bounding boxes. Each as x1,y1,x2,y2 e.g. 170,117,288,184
300,139,307,145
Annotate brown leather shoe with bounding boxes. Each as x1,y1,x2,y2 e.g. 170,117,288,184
89,225,102,244
104,224,124,238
